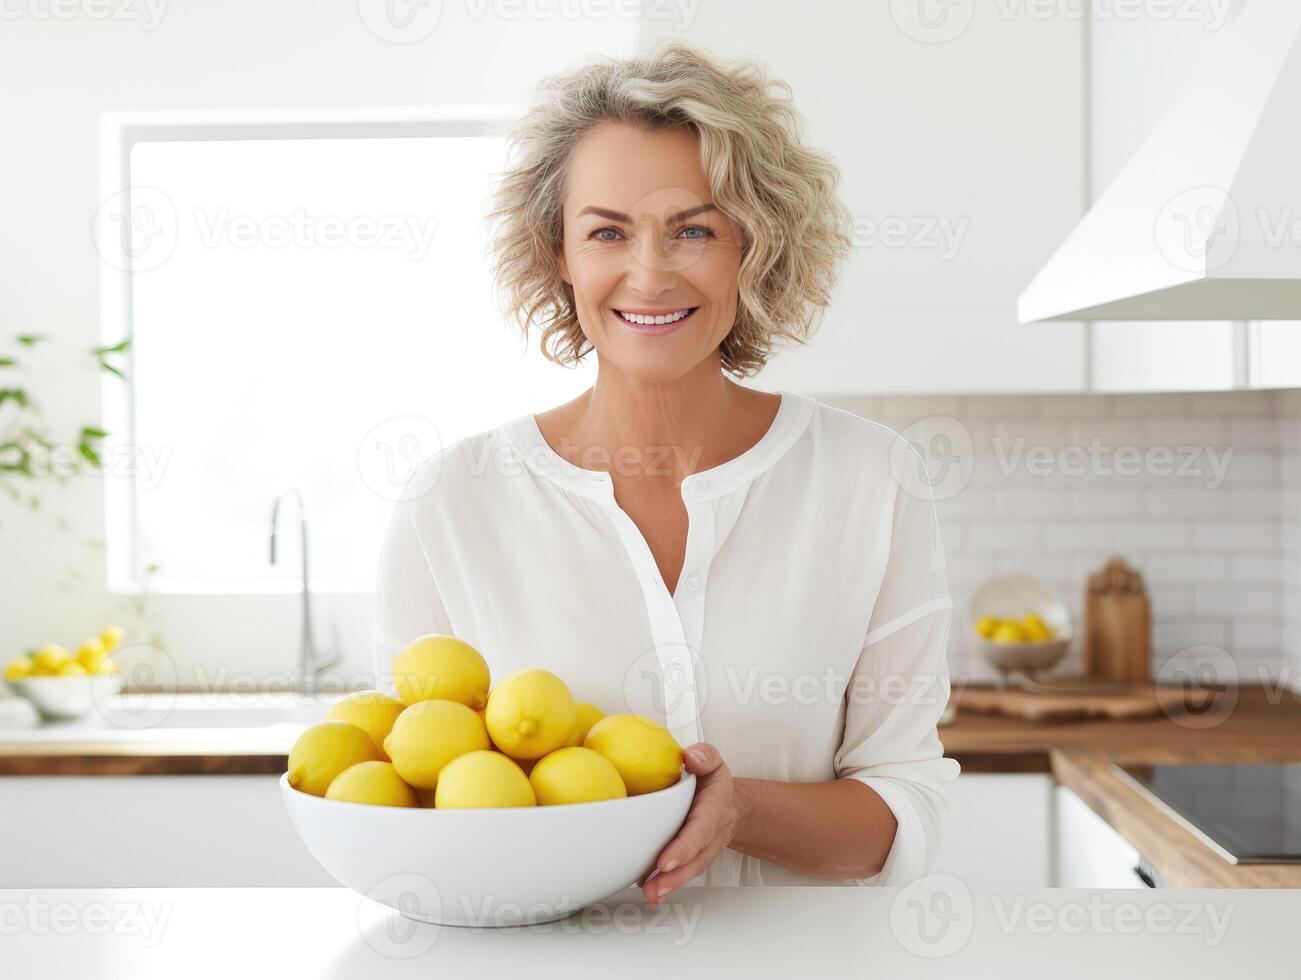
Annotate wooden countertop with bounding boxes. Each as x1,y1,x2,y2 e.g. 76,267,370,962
943,685,1301,888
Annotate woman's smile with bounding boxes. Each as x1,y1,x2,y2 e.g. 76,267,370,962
611,305,700,335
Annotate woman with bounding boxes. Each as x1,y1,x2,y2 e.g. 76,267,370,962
374,39,958,907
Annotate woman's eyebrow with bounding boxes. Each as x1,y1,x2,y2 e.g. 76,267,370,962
576,203,718,223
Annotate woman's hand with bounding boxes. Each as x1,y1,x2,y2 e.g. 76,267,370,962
637,742,747,906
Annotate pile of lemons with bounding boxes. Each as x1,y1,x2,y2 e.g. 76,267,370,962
975,614,1055,644
287,634,684,810
4,626,126,681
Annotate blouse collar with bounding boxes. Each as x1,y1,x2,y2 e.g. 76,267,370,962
504,388,814,501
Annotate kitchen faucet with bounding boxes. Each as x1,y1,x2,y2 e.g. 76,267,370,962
269,487,341,693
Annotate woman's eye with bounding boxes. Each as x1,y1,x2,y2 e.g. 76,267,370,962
676,225,713,241
591,227,623,242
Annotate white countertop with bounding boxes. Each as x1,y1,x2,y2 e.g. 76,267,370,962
0,883,1283,978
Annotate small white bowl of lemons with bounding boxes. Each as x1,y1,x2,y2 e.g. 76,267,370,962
968,575,1073,680
4,627,127,721
280,634,695,927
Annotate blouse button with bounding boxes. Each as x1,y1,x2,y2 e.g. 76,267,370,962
688,476,708,494
685,575,700,592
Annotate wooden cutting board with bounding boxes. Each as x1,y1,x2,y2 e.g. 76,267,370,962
955,678,1180,723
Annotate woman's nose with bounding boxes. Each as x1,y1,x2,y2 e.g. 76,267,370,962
623,229,681,294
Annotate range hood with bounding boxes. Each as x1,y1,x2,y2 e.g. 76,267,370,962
1019,3,1301,323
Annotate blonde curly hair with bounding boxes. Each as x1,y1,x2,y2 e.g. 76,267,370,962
487,39,853,377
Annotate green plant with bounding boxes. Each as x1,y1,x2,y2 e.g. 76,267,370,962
0,334,125,491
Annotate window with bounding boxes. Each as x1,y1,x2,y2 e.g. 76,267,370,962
100,116,594,593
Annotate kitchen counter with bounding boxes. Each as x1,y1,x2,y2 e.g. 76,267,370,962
0,884,1285,978
0,692,321,776
5,686,1300,888
944,685,1301,888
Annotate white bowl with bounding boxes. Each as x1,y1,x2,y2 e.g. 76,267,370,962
7,674,123,720
968,574,1073,678
280,770,695,927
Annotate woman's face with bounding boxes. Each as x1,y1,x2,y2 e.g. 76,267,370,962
557,122,746,381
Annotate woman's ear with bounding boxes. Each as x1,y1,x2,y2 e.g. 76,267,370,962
557,248,571,285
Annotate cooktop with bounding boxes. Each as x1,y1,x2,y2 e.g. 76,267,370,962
1114,763,1301,864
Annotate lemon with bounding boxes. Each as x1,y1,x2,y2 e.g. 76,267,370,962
98,658,121,674
325,761,418,808
990,621,1028,644
77,637,109,674
1022,614,1052,642
584,714,683,796
325,690,406,758
100,625,125,652
530,746,627,805
434,750,536,809
974,616,999,639
32,644,71,675
57,662,88,676
485,669,577,760
287,721,384,797
392,634,491,708
4,657,33,682
383,699,490,789
564,703,606,747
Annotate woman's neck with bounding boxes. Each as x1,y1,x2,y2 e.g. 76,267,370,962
538,357,778,484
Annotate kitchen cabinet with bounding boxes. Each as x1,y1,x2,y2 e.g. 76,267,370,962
1250,322,1301,389
1053,785,1146,888
0,775,333,888
932,774,1054,890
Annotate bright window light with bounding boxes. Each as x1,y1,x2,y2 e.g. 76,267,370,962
119,133,593,592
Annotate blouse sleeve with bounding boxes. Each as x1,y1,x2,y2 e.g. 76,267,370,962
372,492,454,699
832,443,961,885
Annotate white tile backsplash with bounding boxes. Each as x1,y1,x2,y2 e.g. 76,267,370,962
823,390,1299,685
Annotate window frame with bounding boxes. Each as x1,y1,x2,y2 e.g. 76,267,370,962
98,107,519,595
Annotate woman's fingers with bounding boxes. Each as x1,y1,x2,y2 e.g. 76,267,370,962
640,743,736,904
648,835,729,904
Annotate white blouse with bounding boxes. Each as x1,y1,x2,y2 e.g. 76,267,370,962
373,388,960,888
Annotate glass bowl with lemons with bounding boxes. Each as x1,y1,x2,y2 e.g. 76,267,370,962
279,634,695,927
4,627,126,720
968,575,1073,683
